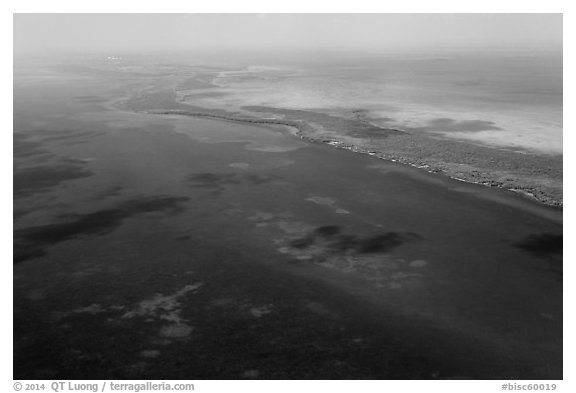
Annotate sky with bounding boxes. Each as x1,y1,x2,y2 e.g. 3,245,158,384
13,14,563,55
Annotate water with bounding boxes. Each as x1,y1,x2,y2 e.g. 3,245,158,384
13,66,562,378
202,51,562,154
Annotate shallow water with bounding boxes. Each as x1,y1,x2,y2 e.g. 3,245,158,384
202,52,562,154
13,67,562,379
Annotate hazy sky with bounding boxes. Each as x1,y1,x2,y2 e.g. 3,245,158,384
13,14,562,55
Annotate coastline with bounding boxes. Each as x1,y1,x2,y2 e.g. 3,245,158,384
138,106,563,209
174,63,563,208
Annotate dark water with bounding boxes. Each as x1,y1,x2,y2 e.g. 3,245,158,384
13,72,562,379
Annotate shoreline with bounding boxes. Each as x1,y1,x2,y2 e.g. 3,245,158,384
140,107,563,209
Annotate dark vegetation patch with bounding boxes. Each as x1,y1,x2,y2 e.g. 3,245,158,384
515,233,563,257
242,106,405,139
14,164,93,197
347,127,405,139
14,196,189,263
291,225,421,255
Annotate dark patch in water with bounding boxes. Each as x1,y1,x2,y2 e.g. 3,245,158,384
21,129,104,143
14,134,47,158
293,226,421,255
14,196,189,263
409,118,502,133
515,233,563,257
37,130,103,143
186,172,280,194
328,232,411,254
328,234,359,252
14,210,29,220
93,185,124,200
314,225,341,237
243,174,279,185
356,233,405,253
289,236,315,249
14,164,93,197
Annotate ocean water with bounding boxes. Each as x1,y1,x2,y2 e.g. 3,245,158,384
203,52,562,154
13,54,562,378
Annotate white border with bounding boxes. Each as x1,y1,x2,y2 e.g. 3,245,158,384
4,3,571,392
3,0,571,13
